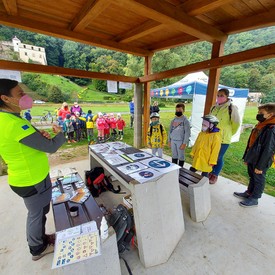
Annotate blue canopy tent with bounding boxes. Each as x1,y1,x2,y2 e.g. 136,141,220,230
150,72,249,145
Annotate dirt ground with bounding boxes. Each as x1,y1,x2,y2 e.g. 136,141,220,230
48,145,89,166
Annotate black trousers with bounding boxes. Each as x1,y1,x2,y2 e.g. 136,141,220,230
247,163,267,199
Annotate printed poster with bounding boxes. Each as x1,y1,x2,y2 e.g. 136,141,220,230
117,162,148,174
141,157,180,174
129,168,162,183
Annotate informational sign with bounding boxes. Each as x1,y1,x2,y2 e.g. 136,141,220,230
130,168,162,183
117,162,148,174
141,157,180,173
127,152,152,161
0,70,21,82
52,221,100,269
119,82,132,90
107,80,118,93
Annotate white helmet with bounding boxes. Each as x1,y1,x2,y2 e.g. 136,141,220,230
150,112,160,119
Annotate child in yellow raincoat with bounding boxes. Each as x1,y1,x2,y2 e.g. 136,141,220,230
147,112,167,158
190,115,221,178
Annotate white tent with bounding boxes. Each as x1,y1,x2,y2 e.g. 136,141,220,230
150,72,249,145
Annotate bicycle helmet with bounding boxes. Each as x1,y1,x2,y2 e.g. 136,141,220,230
202,114,219,126
150,112,160,119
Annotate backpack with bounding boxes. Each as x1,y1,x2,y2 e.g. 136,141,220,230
211,103,232,120
85,167,121,197
149,123,164,136
108,204,135,253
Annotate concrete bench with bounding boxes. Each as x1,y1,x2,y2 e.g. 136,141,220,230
179,168,211,222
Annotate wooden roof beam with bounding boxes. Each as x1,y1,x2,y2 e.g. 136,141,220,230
114,20,163,43
2,0,18,16
139,43,275,82
0,60,139,83
221,7,275,34
180,0,235,16
149,34,200,52
69,0,111,32
116,0,227,42
0,13,152,57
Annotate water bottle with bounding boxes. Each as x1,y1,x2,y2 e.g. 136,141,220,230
100,216,108,240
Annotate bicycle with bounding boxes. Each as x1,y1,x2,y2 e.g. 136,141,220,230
40,110,53,123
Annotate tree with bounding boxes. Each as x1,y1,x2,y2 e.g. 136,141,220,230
48,86,67,103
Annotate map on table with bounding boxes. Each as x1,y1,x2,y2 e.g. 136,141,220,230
141,157,180,173
129,168,162,183
117,162,148,174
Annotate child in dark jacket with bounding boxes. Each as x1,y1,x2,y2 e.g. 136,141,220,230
234,103,275,208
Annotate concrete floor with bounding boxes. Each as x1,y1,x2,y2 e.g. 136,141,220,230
1,156,275,275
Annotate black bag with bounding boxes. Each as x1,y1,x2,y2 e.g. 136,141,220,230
85,167,121,197
108,204,135,253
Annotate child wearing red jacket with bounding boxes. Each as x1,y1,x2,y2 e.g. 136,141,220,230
109,113,117,140
103,113,110,141
96,112,105,142
116,113,126,140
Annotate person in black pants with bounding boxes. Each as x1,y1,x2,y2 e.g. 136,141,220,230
234,103,275,208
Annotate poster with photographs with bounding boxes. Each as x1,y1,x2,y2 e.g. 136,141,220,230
129,168,162,183
141,157,180,174
117,162,148,174
89,143,110,153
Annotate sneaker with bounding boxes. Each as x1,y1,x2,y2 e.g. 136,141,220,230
239,198,258,208
209,174,218,184
32,244,54,261
233,191,250,199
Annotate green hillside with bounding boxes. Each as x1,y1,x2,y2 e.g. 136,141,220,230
21,73,125,103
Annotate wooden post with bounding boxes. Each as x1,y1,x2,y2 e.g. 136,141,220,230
204,41,225,114
134,83,143,148
143,55,153,146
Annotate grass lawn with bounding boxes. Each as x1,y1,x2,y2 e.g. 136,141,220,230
25,102,275,197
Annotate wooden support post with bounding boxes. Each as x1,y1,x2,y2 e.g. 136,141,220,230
134,83,143,148
204,41,225,114
143,55,153,146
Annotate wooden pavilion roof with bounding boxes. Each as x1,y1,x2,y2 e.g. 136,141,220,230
0,0,274,58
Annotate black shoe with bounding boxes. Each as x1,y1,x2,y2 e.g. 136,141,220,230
239,198,258,208
233,191,250,199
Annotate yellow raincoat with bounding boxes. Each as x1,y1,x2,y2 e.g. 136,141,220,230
191,131,222,172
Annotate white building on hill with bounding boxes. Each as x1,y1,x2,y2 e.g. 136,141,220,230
12,36,47,65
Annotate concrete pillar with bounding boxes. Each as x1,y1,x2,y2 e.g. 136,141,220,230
134,83,143,148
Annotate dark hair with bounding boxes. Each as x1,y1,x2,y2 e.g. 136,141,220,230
0,79,18,107
176,103,185,111
88,110,92,114
258,103,275,114
218,88,229,97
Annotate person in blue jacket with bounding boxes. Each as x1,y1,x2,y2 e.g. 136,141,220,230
129,97,134,128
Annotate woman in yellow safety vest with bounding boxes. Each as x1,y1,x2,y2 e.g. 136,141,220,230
0,79,66,261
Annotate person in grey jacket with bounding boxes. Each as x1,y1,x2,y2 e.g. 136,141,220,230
168,103,191,167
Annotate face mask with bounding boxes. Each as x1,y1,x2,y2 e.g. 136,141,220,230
175,111,183,117
151,121,159,126
256,114,266,122
201,126,208,132
19,94,33,110
217,97,227,105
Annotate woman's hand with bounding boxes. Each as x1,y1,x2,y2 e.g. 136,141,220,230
52,124,62,134
40,130,51,139
254,168,263,174
180,144,186,150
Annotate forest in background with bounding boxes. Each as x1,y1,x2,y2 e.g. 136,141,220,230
0,25,274,103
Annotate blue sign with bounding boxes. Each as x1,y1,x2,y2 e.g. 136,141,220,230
148,160,171,169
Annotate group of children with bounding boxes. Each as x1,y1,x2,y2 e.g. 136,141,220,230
147,101,275,208
147,103,219,175
60,109,126,144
